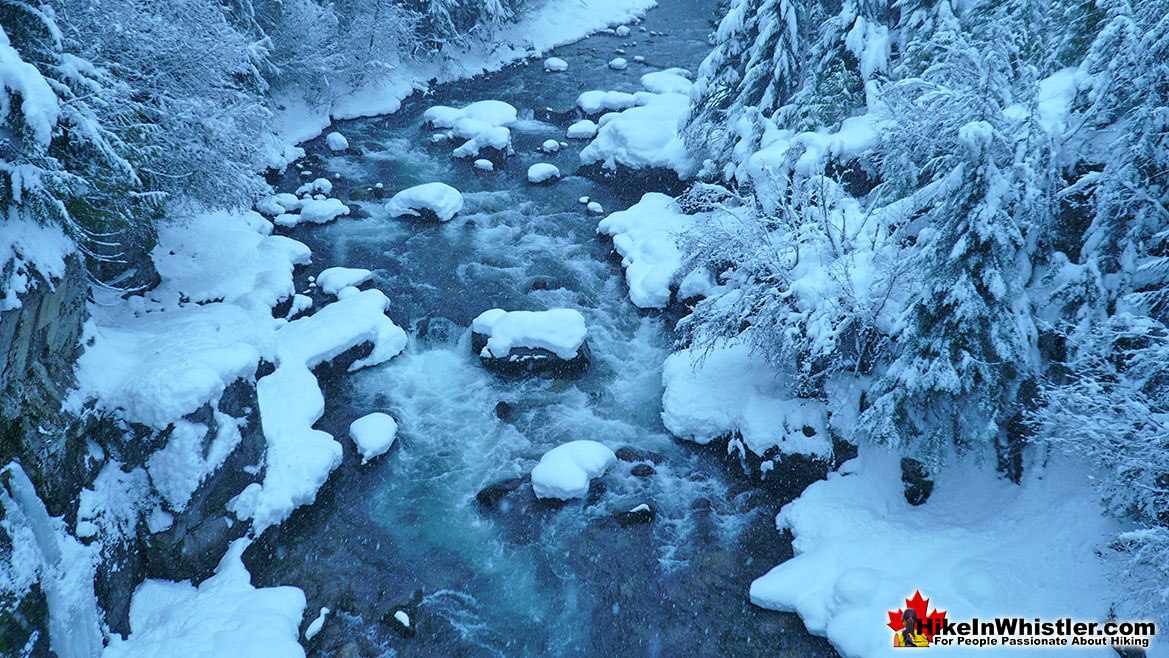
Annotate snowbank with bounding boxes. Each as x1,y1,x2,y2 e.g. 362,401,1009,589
661,340,830,459
531,440,616,499
387,182,464,222
472,308,587,360
349,412,398,464
750,448,1120,658
579,91,693,175
527,163,561,184
103,539,306,658
596,192,694,308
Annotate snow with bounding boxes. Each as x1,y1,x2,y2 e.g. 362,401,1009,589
386,182,464,221
577,90,636,114
474,158,494,171
393,610,411,628
566,119,598,139
257,193,302,217
661,340,831,459
103,539,306,658
0,214,75,311
316,267,372,295
608,57,628,70
274,197,350,227
587,201,604,215
304,606,329,640
348,412,398,464
579,91,693,175
451,125,512,158
531,440,617,499
596,192,694,308
0,27,60,147
615,25,631,37
749,447,1121,658
527,163,561,183
544,57,569,72
147,415,242,512
472,308,588,360
540,138,561,152
325,131,349,152
295,177,333,196
639,68,692,95
739,112,885,187
425,100,516,158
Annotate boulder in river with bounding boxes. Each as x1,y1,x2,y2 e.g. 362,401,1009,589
471,308,590,376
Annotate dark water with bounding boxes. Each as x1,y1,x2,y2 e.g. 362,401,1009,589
249,1,839,656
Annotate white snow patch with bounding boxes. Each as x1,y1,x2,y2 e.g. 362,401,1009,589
387,182,464,222
541,138,561,153
0,215,75,311
639,68,692,95
527,163,561,183
608,57,628,70
580,91,692,175
474,158,495,171
348,413,398,464
325,131,349,152
304,606,330,640
531,440,617,499
316,267,372,295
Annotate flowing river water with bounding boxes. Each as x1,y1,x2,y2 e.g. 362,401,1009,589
249,1,840,655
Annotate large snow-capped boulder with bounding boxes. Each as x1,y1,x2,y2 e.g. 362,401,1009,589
386,182,464,222
579,92,692,176
531,440,616,499
424,100,516,161
471,308,589,375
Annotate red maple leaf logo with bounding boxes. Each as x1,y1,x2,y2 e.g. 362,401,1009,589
887,590,947,641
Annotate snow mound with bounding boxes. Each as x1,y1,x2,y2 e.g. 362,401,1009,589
577,90,636,114
424,100,516,158
597,192,694,308
316,267,372,295
295,177,333,196
750,448,1120,658
567,119,598,139
527,163,561,184
472,308,587,360
615,25,631,37
540,139,561,153
325,131,349,152
544,57,569,72
348,412,398,464
662,340,830,459
608,57,628,70
451,125,511,158
274,197,350,227
579,91,692,175
387,182,464,221
103,539,306,658
256,193,301,217
531,440,616,499
640,68,692,95
474,158,494,171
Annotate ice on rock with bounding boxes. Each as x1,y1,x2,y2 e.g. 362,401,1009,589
325,131,349,152
596,192,693,308
543,57,569,72
531,440,616,499
608,57,628,70
386,182,464,222
640,68,693,95
541,139,561,153
567,119,598,139
474,158,494,171
103,539,306,658
527,163,561,184
316,267,372,295
348,412,398,464
472,308,587,360
661,339,831,459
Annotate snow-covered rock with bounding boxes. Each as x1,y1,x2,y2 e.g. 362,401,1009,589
580,91,692,175
451,126,512,159
608,57,628,70
540,139,561,153
615,25,631,37
531,440,616,499
474,158,494,171
527,163,561,184
316,267,372,296
471,308,589,374
325,131,349,152
586,201,604,215
424,100,516,159
348,412,398,464
662,340,830,460
640,68,692,95
274,198,350,227
576,90,636,115
295,177,333,197
596,192,693,308
256,193,301,217
386,182,464,222
543,57,569,72
566,120,598,140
